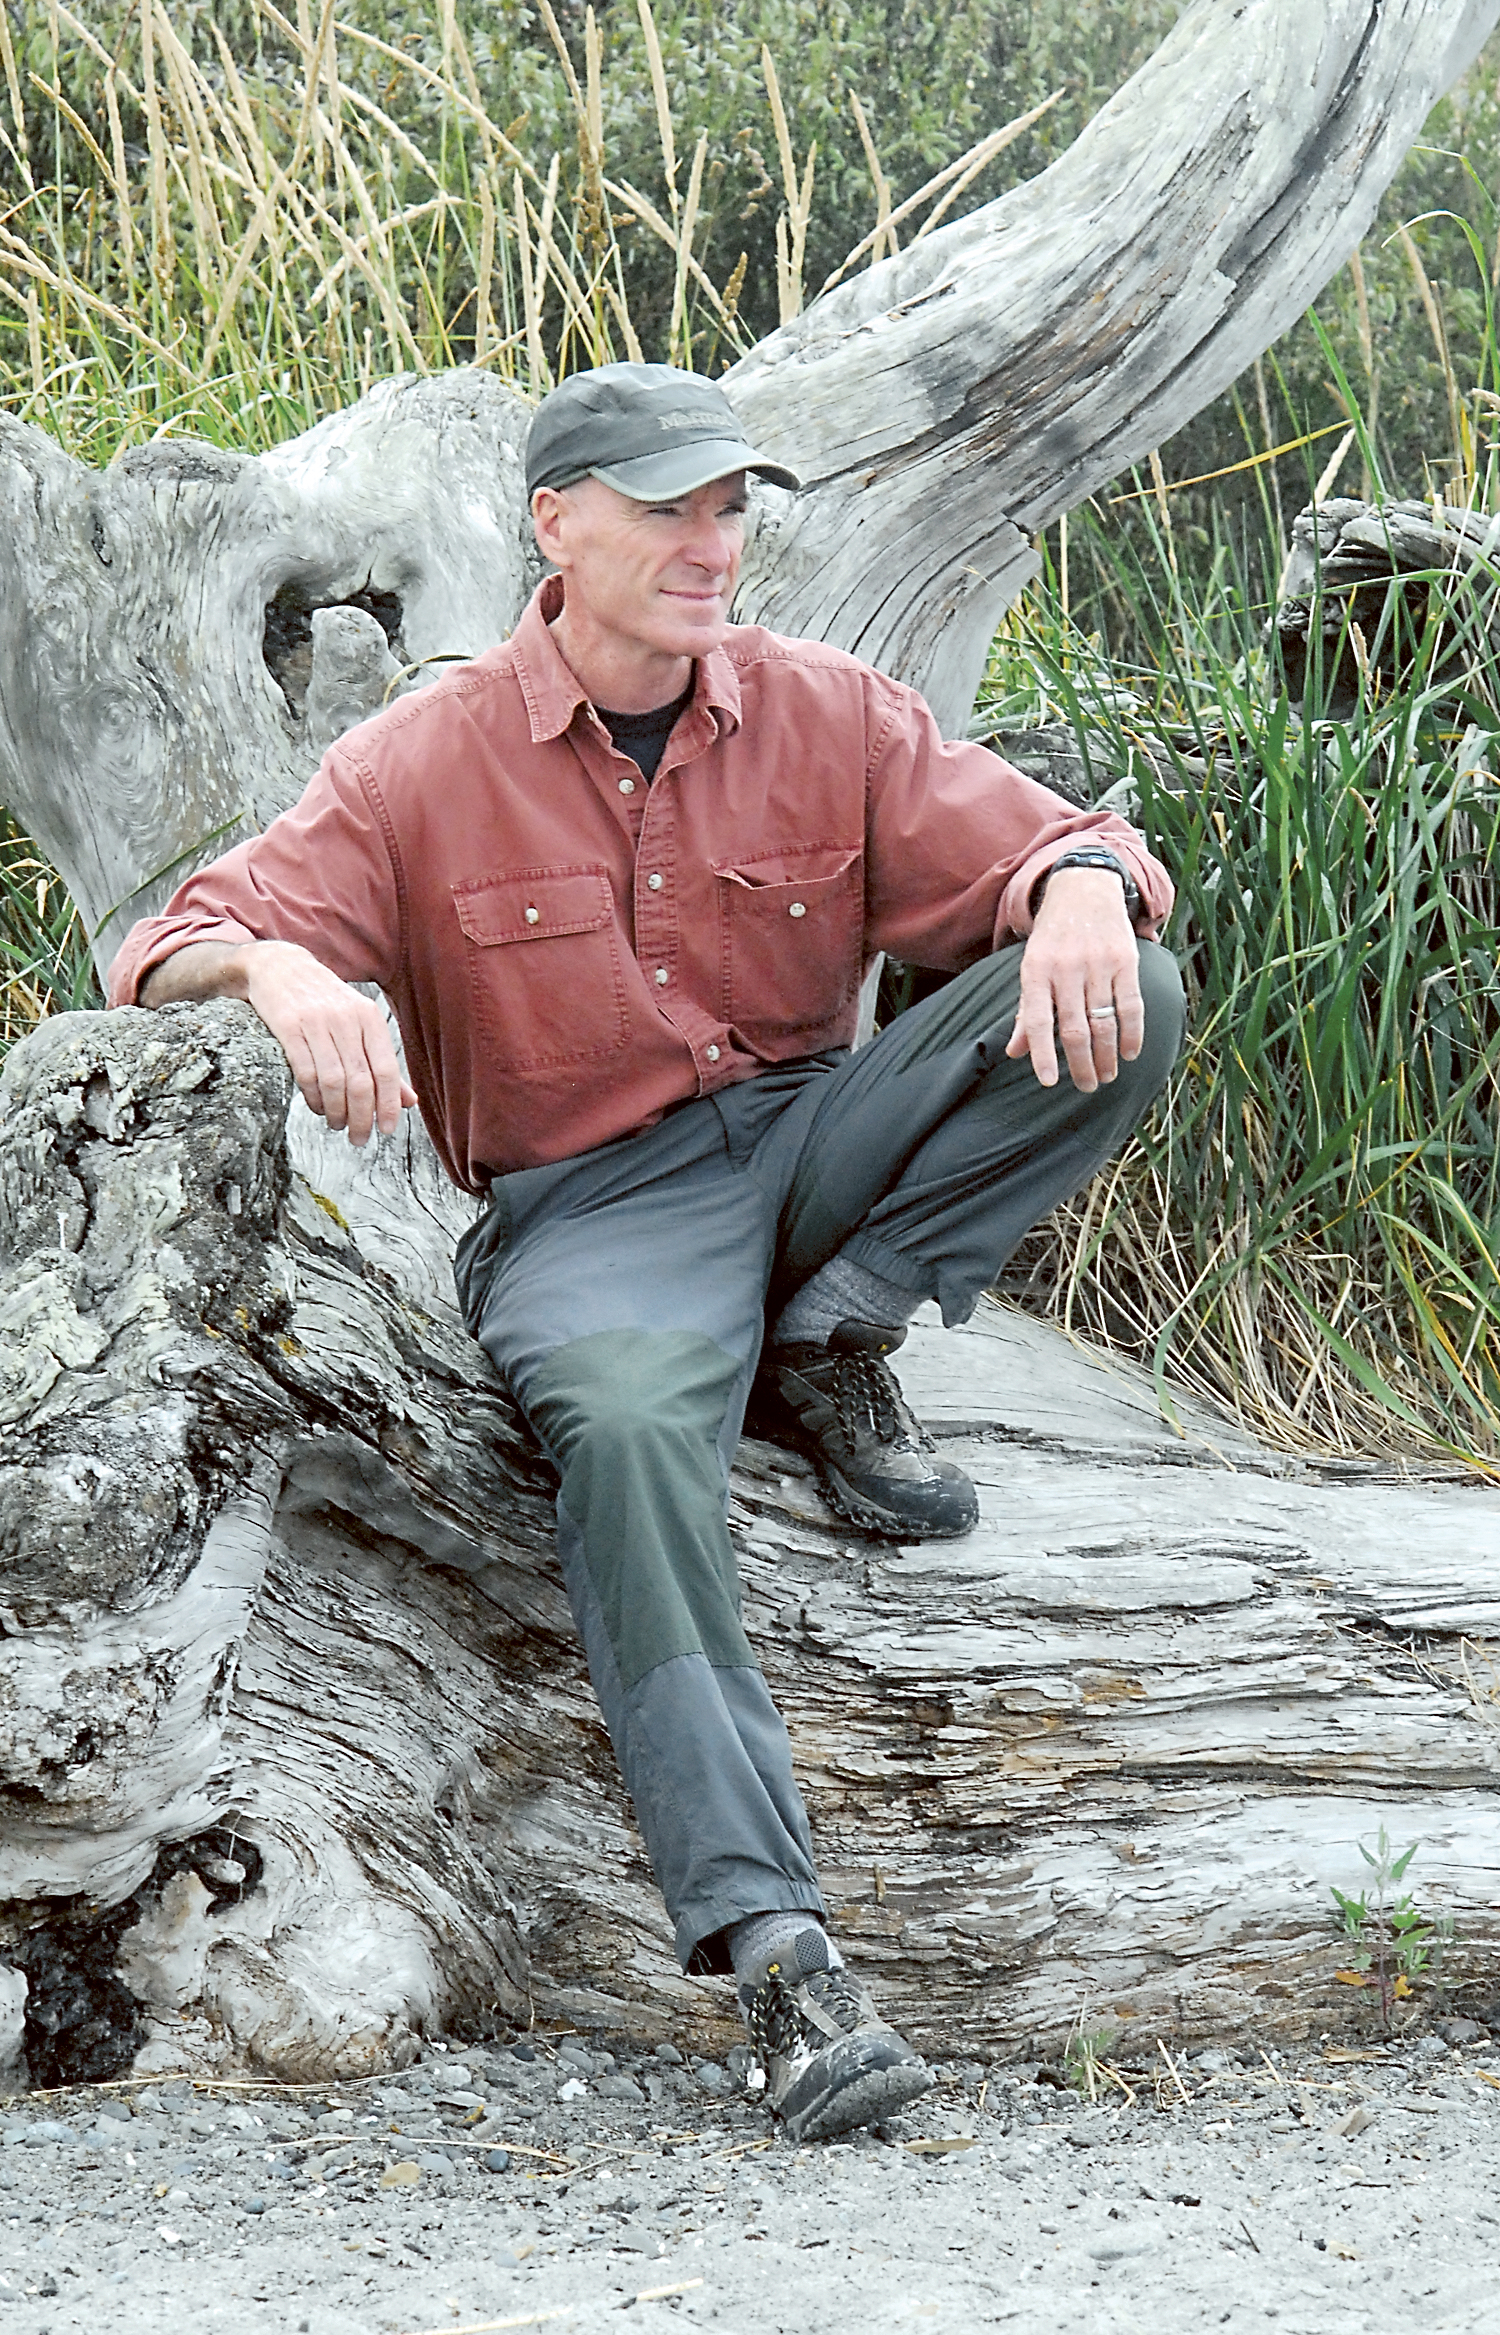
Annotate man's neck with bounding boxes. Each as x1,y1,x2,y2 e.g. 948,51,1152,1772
547,603,694,715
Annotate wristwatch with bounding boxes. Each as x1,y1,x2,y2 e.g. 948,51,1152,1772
1033,846,1142,924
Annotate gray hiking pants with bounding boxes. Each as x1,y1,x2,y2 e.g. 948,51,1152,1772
454,941,1184,1970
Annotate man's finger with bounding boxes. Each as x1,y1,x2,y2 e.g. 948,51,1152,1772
301,1022,356,1133
1055,979,1099,1094
1113,961,1146,1063
1010,978,1059,1087
360,1019,409,1139
1084,994,1120,1085
348,1000,417,1140
277,1025,328,1122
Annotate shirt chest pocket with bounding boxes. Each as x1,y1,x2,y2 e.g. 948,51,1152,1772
713,846,864,1041
453,866,630,1073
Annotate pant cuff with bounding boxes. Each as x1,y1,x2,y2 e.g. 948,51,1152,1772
829,1231,936,1301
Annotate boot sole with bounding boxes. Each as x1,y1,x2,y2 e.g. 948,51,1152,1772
784,2058,936,2144
817,1462,979,1543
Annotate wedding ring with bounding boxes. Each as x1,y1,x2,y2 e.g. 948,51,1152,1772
1087,1006,1117,1021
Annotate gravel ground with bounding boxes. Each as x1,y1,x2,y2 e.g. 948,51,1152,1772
1,2022,1497,2334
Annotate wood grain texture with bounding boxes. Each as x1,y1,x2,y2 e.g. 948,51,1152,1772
0,1006,1494,2077
0,378,534,959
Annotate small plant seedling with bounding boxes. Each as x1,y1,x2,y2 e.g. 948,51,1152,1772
1330,1828,1445,2030
1063,2006,1120,2104
1331,1884,1371,1974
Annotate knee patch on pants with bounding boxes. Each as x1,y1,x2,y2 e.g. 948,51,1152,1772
527,1328,753,1690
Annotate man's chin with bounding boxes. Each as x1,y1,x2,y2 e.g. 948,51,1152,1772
654,604,731,658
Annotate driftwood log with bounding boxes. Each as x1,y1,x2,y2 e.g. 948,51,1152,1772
1276,495,1500,711
2,0,1500,2081
2,1001,1498,2087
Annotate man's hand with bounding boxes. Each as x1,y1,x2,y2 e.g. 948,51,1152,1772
1005,867,1145,1093
140,939,417,1146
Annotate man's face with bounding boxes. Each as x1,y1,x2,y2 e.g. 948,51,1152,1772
532,471,748,665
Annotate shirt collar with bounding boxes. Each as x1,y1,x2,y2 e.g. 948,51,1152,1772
511,576,742,743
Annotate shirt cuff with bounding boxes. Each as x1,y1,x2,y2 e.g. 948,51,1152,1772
106,915,259,1008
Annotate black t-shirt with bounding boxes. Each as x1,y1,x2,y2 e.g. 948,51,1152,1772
597,678,695,782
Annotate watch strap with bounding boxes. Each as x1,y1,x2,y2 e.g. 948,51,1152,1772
1035,847,1142,923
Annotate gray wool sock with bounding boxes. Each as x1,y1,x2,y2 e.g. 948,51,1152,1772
772,1250,924,1351
728,1909,843,1987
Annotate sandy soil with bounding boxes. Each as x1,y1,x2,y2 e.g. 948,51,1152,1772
1,2020,1496,2335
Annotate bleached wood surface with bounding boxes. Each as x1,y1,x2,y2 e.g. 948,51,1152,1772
1,1004,1494,2081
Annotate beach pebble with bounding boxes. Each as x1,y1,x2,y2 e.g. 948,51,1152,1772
612,2222,664,2255
595,2075,645,2103
481,2149,511,2174
1088,2223,1160,2264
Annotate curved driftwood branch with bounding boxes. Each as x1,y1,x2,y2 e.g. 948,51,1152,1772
1,1005,1495,2080
730,0,1500,726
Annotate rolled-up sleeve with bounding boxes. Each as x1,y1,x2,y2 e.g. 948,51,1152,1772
107,748,403,1007
860,677,1173,968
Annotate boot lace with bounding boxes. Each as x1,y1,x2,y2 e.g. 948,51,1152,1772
826,1352,927,1453
748,1960,867,2068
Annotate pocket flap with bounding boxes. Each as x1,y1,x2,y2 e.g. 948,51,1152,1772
714,845,860,890
453,866,614,946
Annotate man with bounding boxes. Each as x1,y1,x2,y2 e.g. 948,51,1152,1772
110,362,1182,2144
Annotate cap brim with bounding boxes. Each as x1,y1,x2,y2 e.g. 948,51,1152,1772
589,439,800,499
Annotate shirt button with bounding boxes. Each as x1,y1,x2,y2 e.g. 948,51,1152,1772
524,905,540,925
706,1044,720,1063
654,967,669,986
647,872,664,891
618,776,636,794
788,901,807,918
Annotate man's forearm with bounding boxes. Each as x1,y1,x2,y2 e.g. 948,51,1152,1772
138,940,256,1007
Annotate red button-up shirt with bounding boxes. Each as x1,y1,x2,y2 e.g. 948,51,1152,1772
108,577,1173,1192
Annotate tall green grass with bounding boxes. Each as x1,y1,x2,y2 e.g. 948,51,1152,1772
0,0,1041,462
984,498,1500,1464
0,812,101,1047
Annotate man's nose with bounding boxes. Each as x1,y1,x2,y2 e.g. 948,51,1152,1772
683,517,735,572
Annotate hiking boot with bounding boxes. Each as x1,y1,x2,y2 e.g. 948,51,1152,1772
738,1926,934,2143
767,1320,979,1540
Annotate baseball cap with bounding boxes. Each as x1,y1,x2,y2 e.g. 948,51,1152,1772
525,362,800,501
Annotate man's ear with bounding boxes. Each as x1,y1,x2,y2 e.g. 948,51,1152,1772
531,485,567,566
